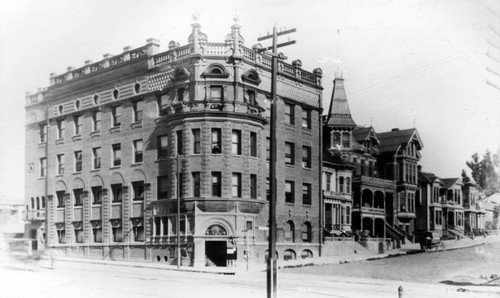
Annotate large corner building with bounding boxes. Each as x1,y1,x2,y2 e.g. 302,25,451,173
24,20,323,266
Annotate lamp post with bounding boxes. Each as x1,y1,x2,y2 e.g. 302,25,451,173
257,25,296,298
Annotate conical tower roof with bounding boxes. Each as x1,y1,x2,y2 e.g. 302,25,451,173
326,76,356,128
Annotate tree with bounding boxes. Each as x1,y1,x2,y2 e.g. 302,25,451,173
461,169,471,184
466,150,500,194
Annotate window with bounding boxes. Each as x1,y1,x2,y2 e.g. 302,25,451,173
399,193,406,212
157,135,168,159
157,176,168,199
74,224,84,243
231,130,241,155
93,94,99,105
178,173,185,198
36,197,40,210
56,120,64,139
73,115,81,135
42,196,45,209
92,147,101,169
74,151,82,172
133,140,143,163
92,221,102,243
212,172,221,197
232,173,242,197
342,132,350,148
266,178,271,201
210,86,223,100
339,177,345,193
176,130,183,155
92,111,101,131
154,217,162,236
346,206,351,224
111,184,123,202
133,100,143,123
111,106,121,127
302,108,311,129
250,174,257,199
112,144,121,166
266,137,270,162
346,177,351,193
177,88,185,101
285,142,295,165
192,129,201,154
325,173,332,191
302,222,312,242
112,221,122,242
285,103,294,125
92,186,102,204
302,146,311,168
39,124,47,143
133,222,145,242
56,191,65,208
285,181,295,204
192,172,201,197
332,132,341,147
211,128,221,154
302,183,312,205
132,181,144,201
73,188,83,206
57,229,66,244
247,90,256,105
250,132,257,157
56,154,64,175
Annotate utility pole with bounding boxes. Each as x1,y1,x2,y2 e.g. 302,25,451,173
257,25,296,298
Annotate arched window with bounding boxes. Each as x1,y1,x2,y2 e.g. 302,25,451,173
284,249,296,261
36,197,40,210
300,249,313,259
41,196,45,209
31,197,35,209
302,222,312,243
205,224,227,236
286,220,295,242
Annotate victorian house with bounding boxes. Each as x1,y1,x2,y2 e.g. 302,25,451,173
322,75,423,244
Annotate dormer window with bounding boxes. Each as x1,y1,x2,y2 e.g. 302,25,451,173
202,64,229,79
332,132,341,147
241,69,261,85
342,132,350,148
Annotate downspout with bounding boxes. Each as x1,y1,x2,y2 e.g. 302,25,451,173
44,101,51,250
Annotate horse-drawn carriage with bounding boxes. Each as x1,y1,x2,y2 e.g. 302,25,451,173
419,231,445,252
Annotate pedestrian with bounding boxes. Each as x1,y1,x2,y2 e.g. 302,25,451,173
49,249,56,269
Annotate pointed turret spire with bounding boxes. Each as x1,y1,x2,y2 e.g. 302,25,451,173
326,74,356,128
188,12,207,53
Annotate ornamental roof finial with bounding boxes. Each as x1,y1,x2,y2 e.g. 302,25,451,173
192,12,200,22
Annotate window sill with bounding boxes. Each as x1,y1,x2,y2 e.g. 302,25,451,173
302,127,312,133
131,121,143,129
90,131,101,138
38,142,47,149
74,205,83,208
302,167,312,171
285,164,295,168
55,139,64,145
285,202,295,206
92,203,102,206
110,126,121,134
90,168,101,172
111,202,122,205
55,174,64,177
73,171,82,175
110,165,121,170
72,135,82,142
131,162,142,167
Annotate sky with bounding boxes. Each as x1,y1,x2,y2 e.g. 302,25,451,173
0,0,499,202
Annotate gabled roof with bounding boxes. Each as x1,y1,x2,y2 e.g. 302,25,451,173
377,128,423,154
442,178,462,189
326,78,356,128
352,126,379,145
419,172,438,184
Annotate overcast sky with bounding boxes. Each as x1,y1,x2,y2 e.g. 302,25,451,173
1,0,499,202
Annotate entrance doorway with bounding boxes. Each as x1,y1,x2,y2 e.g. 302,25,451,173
30,229,38,251
205,241,227,267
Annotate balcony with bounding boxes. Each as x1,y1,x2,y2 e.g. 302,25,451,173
396,211,416,222
353,205,385,217
26,210,46,221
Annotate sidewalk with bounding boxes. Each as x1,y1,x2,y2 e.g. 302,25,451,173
3,234,500,275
